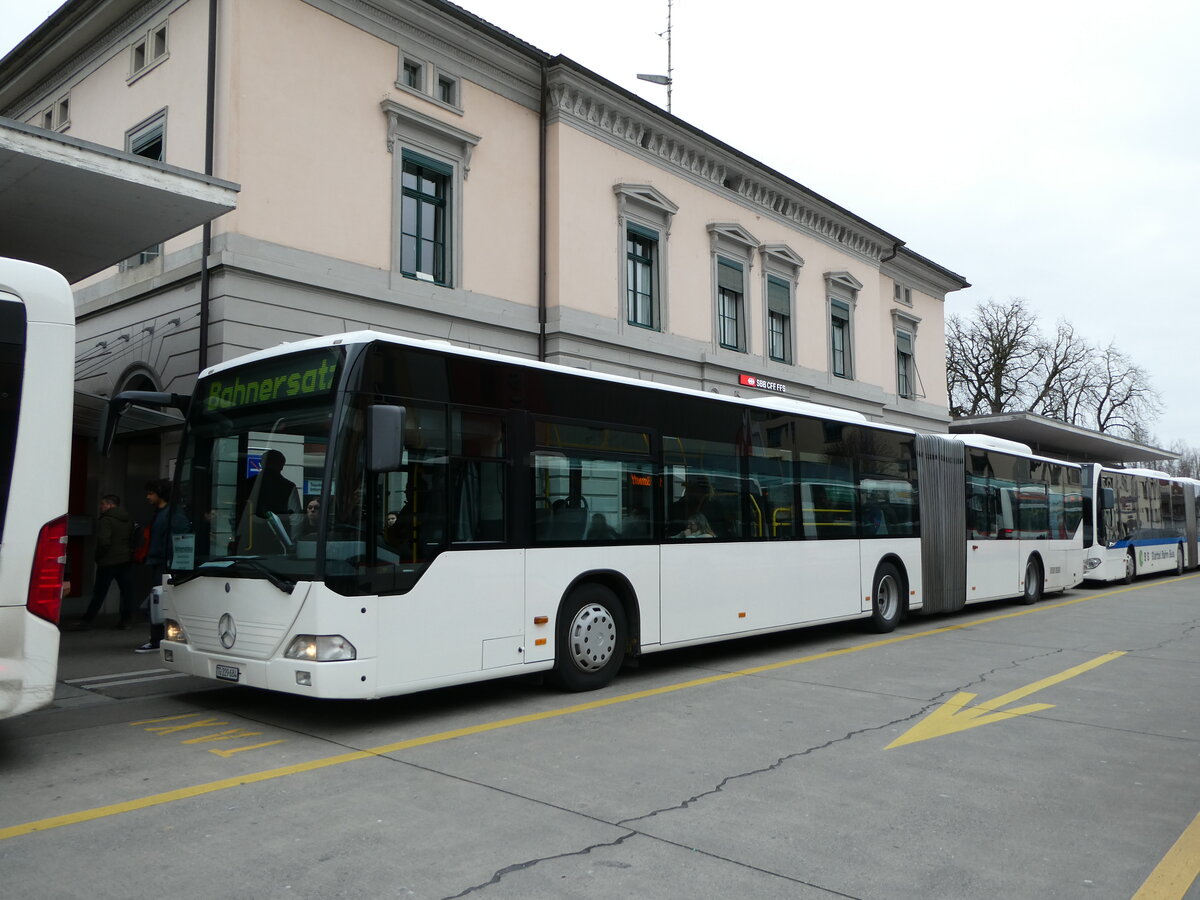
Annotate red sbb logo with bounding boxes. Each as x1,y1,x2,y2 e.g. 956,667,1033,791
738,374,787,393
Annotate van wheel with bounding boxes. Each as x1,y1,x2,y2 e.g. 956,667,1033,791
549,584,627,692
1122,551,1135,584
866,562,903,633
1019,558,1042,605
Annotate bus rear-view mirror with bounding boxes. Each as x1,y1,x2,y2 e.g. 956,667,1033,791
367,404,407,472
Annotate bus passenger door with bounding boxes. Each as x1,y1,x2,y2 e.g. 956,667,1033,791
965,478,1019,601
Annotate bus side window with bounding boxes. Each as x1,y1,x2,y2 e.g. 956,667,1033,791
450,411,506,543
532,453,588,542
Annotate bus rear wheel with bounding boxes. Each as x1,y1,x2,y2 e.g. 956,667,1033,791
550,584,627,692
866,562,903,633
1019,557,1042,605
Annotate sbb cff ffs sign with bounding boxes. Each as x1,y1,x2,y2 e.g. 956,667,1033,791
738,374,787,393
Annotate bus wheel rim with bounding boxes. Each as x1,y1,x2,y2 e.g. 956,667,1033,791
877,575,899,618
568,604,616,672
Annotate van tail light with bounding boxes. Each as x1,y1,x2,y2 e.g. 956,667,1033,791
28,515,68,624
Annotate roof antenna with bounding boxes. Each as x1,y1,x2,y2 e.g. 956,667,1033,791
637,0,673,113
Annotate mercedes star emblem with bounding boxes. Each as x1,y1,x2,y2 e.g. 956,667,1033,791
218,613,237,649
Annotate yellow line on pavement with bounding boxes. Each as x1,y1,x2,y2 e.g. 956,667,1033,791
2,575,1193,842
1132,810,1200,899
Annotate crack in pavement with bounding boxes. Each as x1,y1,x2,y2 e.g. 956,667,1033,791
444,831,636,898
440,648,1069,898
1120,616,1200,655
618,646,1065,826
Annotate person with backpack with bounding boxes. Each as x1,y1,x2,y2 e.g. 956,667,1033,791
68,494,136,629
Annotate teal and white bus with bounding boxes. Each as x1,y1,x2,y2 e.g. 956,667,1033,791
1081,463,1199,583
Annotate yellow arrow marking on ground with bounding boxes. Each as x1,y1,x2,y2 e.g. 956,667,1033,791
886,650,1126,749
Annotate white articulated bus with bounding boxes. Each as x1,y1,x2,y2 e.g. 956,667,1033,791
104,332,1082,699
950,433,1084,606
1081,464,1199,583
0,259,75,719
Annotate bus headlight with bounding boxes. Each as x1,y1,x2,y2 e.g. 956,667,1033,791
1084,557,1101,571
164,619,188,643
284,635,357,661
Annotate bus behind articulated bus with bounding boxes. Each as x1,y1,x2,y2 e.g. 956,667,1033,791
1081,463,1199,583
0,259,74,720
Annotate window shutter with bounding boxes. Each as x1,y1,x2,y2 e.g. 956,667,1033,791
717,258,743,292
767,276,790,315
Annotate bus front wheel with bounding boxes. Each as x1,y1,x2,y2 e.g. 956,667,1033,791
550,584,627,692
1019,557,1042,605
1122,552,1135,584
866,562,903,633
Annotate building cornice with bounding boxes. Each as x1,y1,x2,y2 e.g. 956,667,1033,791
0,0,167,120
547,65,902,266
882,247,970,299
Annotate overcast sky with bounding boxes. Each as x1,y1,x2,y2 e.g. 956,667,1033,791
5,1,1198,448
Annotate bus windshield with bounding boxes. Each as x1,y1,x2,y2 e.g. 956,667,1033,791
171,348,343,588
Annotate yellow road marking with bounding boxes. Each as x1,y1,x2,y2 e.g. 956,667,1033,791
144,717,230,736
1133,810,1200,900
182,728,265,744
886,651,1126,749
2,575,1195,843
210,740,287,757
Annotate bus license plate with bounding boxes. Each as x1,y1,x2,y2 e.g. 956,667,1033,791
215,664,240,682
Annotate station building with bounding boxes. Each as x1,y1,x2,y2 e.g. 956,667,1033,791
0,0,972,608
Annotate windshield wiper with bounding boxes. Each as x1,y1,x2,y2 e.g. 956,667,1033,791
229,557,295,593
183,556,296,593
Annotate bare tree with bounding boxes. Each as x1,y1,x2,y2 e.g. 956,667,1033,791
945,300,1161,439
1027,319,1096,422
946,298,1043,416
1162,441,1200,479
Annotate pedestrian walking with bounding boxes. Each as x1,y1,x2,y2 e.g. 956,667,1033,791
135,479,172,652
71,494,136,629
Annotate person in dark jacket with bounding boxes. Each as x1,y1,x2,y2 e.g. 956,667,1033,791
135,479,173,652
70,495,136,629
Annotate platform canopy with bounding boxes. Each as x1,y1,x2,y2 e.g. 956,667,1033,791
949,412,1177,465
0,117,238,284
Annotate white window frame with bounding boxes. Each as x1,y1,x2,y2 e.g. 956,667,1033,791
121,110,168,270
614,184,677,334
716,259,746,352
891,308,923,399
825,271,862,380
381,100,480,289
436,74,459,107
396,52,464,115
708,223,759,355
893,282,913,306
401,58,424,92
760,243,804,366
36,93,71,132
128,20,169,83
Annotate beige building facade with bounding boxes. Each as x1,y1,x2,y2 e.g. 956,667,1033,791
1,0,967,514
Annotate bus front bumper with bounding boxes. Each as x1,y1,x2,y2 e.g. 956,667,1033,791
160,640,378,699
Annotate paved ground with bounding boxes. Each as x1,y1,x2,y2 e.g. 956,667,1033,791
3,576,1199,899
